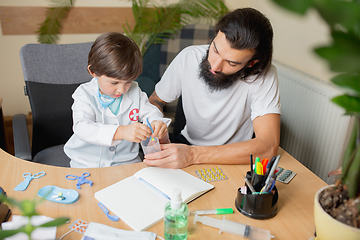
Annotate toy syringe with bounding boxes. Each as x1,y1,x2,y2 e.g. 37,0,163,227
194,213,274,240
191,208,234,215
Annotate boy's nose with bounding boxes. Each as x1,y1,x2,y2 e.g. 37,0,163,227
117,85,126,93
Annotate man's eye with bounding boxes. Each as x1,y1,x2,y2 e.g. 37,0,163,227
111,82,118,85
228,62,237,67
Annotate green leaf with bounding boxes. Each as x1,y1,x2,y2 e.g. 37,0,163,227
38,0,228,53
126,0,228,55
331,94,360,113
315,31,360,73
19,199,38,217
271,0,314,15
23,223,36,237
179,0,228,20
38,217,70,228
331,73,360,97
0,194,21,209
0,229,24,238
37,0,75,44
315,0,360,30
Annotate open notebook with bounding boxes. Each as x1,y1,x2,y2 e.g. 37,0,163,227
95,167,214,231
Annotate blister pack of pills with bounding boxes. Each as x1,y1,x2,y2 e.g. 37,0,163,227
195,167,227,182
275,167,296,184
68,219,89,234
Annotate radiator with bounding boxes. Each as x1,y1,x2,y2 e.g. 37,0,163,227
273,60,354,184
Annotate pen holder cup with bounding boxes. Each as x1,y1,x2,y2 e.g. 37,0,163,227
235,171,278,219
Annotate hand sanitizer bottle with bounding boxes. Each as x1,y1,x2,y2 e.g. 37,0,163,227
164,188,188,240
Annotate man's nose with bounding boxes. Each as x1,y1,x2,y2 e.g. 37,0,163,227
210,57,222,72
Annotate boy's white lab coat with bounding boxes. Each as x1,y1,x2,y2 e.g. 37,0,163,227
64,78,170,168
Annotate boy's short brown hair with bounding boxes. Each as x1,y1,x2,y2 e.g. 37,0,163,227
88,32,142,80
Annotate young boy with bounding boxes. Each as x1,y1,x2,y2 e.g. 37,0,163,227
64,32,170,168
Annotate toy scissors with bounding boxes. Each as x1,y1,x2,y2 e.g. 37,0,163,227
14,171,46,191
66,172,93,190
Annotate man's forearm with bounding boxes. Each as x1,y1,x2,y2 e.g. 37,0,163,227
189,138,279,165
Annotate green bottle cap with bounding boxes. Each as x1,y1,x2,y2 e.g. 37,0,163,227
216,208,233,215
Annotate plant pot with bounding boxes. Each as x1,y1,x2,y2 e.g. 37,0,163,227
314,185,360,239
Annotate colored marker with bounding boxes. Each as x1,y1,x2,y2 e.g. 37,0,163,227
255,157,261,174
261,159,269,174
256,162,263,175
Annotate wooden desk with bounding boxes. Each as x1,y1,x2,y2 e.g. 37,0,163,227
0,148,327,239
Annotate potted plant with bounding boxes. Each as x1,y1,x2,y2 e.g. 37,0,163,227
0,193,69,239
271,0,360,238
37,0,228,55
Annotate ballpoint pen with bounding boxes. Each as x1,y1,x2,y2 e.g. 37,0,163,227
250,154,254,180
243,175,256,193
267,156,276,173
264,155,281,187
265,162,271,175
268,178,276,192
138,177,170,200
145,117,155,141
261,176,275,193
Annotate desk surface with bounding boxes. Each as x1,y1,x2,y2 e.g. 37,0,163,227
0,148,327,239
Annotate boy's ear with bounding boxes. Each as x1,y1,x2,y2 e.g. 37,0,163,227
87,65,96,77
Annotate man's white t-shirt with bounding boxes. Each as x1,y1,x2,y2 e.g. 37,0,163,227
155,45,281,146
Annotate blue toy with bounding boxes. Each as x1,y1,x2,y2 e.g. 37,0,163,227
14,171,46,191
66,172,93,189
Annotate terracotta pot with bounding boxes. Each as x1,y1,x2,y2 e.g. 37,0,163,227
314,185,360,239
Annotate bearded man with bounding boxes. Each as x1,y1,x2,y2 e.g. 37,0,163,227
146,8,281,168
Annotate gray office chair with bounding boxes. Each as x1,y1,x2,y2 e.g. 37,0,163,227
13,42,93,167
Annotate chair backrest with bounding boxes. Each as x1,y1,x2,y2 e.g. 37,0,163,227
19,42,93,157
159,24,215,77
157,24,215,134
137,24,215,98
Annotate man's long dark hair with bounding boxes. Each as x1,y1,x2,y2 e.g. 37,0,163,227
215,8,273,79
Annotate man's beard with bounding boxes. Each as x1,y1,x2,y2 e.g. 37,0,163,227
199,50,247,92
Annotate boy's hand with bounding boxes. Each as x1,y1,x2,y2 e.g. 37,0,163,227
151,120,168,140
114,122,151,143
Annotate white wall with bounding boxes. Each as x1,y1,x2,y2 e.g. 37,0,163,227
0,0,334,116
235,1,334,77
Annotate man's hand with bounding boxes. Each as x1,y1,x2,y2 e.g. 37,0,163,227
144,114,280,167
143,143,194,169
114,122,151,143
